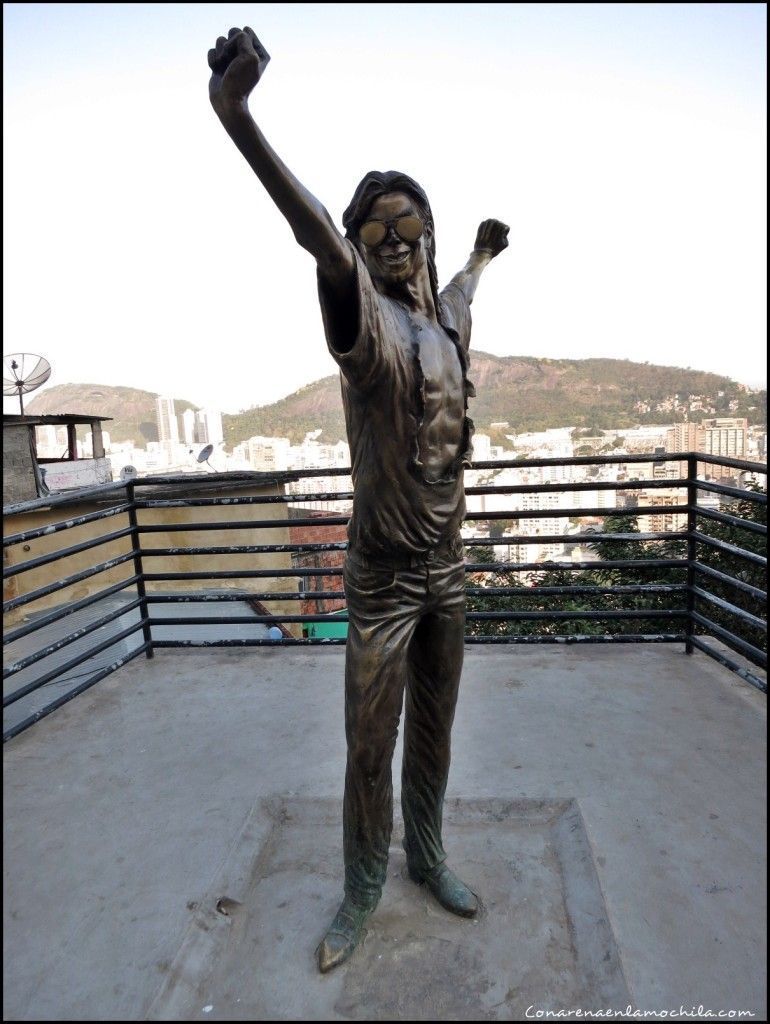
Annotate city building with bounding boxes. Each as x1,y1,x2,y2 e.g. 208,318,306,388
700,417,748,479
650,446,681,480
247,436,292,472
155,396,179,445
665,422,702,453
636,487,688,534
617,425,672,453
182,408,196,446
509,427,574,457
471,433,493,462
195,409,224,447
702,417,748,456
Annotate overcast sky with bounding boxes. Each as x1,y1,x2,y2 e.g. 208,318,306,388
3,2,766,415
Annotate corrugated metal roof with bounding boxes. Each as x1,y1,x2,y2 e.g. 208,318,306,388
3,414,113,424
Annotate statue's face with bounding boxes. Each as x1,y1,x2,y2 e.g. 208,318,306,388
357,192,431,285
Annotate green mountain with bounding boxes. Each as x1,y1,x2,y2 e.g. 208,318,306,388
222,353,766,446
24,355,766,450
24,384,199,445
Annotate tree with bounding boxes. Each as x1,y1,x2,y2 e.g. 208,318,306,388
465,490,766,651
466,513,688,638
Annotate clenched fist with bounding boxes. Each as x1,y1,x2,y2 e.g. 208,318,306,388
474,219,510,258
208,26,270,113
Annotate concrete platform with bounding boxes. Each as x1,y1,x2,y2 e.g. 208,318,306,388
3,646,766,1020
146,797,629,1020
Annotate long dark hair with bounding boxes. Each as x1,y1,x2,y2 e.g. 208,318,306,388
342,170,445,329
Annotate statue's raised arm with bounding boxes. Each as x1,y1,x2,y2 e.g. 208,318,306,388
446,219,509,305
208,27,354,285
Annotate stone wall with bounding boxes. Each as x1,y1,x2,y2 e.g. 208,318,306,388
3,424,38,506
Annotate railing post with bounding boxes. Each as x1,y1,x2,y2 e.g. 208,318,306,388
685,453,698,655
127,481,153,659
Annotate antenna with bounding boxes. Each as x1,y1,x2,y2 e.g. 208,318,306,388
3,353,52,415
197,443,216,471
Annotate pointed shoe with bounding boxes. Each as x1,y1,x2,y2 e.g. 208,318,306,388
408,862,478,918
316,899,371,973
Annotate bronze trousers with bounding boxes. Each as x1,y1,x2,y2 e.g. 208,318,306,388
341,539,466,909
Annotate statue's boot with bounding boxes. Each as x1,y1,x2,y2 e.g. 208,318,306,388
316,897,373,973
407,859,478,917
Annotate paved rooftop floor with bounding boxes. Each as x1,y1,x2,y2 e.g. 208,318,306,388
3,646,766,1020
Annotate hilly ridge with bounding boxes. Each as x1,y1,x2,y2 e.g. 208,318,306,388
221,352,766,446
23,354,766,449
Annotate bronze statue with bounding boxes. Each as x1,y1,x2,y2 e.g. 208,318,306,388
208,27,509,973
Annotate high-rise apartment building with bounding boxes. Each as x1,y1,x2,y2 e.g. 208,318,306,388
666,422,704,454
700,418,748,459
155,396,179,445
195,409,223,446
665,423,704,479
700,418,748,480
194,410,208,445
182,408,196,446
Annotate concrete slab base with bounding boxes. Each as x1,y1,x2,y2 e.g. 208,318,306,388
148,797,629,1021
4,647,765,1020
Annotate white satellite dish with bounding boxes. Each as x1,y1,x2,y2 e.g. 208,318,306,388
120,466,138,481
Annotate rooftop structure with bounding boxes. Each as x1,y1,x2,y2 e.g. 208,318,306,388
3,413,113,504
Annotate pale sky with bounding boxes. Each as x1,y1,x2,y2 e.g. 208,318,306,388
3,3,767,415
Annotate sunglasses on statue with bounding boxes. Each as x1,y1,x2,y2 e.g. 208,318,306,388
358,215,424,247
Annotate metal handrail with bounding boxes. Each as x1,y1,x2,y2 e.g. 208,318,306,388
3,452,766,740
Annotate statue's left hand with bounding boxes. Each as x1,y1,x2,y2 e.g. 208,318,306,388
474,219,509,258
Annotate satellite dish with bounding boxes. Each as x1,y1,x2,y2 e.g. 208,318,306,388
3,353,52,415
197,443,216,471
120,466,138,482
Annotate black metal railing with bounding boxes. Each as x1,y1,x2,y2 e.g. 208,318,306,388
3,452,766,740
